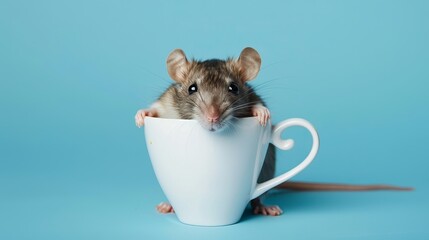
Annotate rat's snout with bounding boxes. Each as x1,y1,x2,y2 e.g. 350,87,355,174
205,105,220,123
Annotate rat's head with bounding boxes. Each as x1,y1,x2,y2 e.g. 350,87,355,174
166,48,262,132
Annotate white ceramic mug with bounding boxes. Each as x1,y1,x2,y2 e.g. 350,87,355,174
144,117,319,226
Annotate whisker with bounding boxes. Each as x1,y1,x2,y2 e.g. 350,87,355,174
218,87,263,118
223,87,257,109
224,119,238,136
230,101,263,110
197,91,208,108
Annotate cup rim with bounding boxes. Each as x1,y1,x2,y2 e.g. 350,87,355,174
144,116,259,123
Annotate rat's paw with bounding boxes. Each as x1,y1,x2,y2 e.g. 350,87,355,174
252,105,270,126
135,109,157,128
156,202,175,214
253,205,283,216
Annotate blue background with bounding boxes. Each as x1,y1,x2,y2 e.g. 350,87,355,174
1,0,428,239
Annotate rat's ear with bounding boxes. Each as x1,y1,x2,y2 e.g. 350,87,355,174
167,49,189,83
237,47,261,82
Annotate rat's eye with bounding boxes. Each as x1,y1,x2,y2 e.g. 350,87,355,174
228,83,239,95
188,83,198,95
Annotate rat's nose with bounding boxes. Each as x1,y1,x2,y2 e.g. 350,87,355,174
206,105,220,123
207,114,219,123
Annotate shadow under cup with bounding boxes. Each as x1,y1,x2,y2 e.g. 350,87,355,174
144,117,319,226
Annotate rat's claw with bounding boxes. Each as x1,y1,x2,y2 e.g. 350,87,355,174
135,109,146,128
156,202,174,214
264,108,270,125
253,205,283,216
135,109,158,128
252,105,271,126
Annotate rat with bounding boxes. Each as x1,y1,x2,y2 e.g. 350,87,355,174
135,47,413,216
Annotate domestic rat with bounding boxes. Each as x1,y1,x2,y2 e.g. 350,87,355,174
135,48,413,216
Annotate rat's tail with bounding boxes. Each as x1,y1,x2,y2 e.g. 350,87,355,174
276,181,414,191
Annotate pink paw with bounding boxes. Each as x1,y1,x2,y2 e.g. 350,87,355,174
156,202,175,214
135,109,157,127
253,205,283,216
252,105,270,126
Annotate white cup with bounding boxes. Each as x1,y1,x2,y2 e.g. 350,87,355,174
144,117,319,226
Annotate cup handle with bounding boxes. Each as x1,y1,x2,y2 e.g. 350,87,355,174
251,118,320,200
